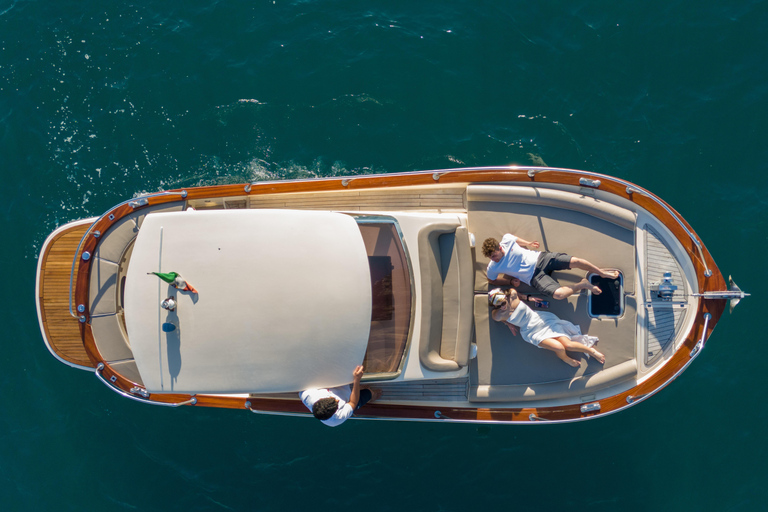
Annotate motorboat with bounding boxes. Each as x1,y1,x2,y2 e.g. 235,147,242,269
35,167,747,423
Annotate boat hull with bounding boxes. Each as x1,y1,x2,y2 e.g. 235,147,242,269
36,167,729,423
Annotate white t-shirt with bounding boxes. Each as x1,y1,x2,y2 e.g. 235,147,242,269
486,233,539,285
299,385,354,427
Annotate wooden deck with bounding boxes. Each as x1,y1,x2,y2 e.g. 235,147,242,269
187,184,468,212
37,222,93,368
251,184,467,211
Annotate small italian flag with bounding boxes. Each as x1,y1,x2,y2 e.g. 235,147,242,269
149,271,199,294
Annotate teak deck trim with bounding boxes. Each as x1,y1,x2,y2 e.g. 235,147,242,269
37,221,94,368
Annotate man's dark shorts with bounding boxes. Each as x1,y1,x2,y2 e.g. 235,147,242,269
530,252,572,297
356,389,373,410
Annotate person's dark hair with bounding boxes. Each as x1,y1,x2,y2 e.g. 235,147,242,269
482,237,500,258
312,397,339,420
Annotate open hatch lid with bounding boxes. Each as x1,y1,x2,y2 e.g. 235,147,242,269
124,209,372,394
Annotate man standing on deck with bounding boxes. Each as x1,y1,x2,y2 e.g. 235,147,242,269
300,365,379,427
482,234,619,301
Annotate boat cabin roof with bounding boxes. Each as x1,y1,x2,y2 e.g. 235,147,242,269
124,209,372,394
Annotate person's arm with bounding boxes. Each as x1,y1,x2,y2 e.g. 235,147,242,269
492,305,520,335
504,297,523,335
517,292,543,305
347,365,364,410
515,238,540,250
489,275,521,287
518,293,543,304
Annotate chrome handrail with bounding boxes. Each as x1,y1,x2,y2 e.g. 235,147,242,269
95,363,197,407
68,190,188,318
689,313,712,358
244,401,308,418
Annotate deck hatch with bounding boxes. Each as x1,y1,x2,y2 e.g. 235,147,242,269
588,274,624,317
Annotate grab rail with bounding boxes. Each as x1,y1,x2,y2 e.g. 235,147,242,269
68,190,188,318
518,166,713,278
95,363,197,407
244,401,308,418
689,313,712,358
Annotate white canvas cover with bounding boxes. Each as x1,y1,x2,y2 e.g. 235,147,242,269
124,209,372,394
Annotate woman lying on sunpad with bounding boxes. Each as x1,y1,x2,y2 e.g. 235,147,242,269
489,288,605,367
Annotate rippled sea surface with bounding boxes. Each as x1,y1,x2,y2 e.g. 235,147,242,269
2,1,766,510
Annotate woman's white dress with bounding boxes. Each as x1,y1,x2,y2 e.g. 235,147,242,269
506,302,598,350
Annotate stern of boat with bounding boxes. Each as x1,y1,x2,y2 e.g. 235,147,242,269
36,218,97,370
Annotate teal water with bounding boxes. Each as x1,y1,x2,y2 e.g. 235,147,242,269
2,1,766,510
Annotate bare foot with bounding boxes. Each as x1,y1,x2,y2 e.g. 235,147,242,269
576,278,602,295
565,357,581,367
589,348,606,364
599,269,620,279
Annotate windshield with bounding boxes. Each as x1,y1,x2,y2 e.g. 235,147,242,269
354,217,412,375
